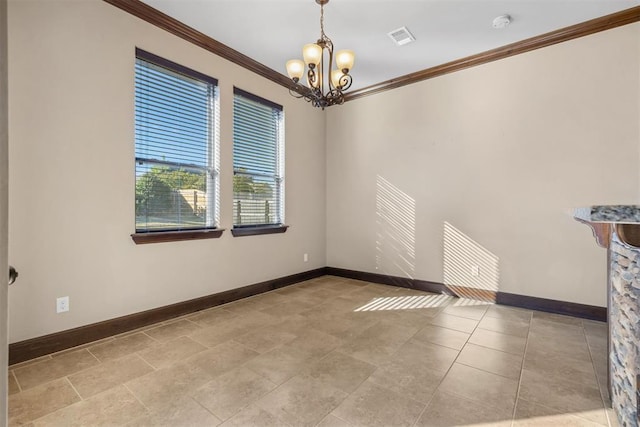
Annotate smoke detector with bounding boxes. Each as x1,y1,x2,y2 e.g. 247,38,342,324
492,14,512,29
388,26,416,46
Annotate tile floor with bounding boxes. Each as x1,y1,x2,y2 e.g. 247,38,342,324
8,276,615,426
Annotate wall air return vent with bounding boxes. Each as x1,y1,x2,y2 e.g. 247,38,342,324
388,26,415,46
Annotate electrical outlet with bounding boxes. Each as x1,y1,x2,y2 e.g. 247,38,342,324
56,296,69,313
470,265,480,276
303,253,309,262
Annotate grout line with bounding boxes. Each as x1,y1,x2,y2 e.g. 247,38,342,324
510,310,533,426
11,369,22,393
64,376,84,401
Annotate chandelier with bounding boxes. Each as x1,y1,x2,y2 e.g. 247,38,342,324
285,0,355,109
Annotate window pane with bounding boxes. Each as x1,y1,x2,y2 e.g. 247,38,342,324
135,50,218,233
135,164,209,231
233,175,280,226
232,89,284,228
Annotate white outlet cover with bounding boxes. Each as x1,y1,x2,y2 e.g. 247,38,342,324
56,296,69,313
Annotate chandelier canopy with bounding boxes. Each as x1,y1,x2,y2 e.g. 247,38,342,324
285,0,355,109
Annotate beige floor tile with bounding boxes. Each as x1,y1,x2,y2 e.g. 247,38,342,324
219,404,288,427
245,345,313,385
257,375,348,427
68,353,154,399
532,311,584,326
190,311,279,348
416,390,513,426
529,318,586,340
523,351,598,386
249,291,290,308
259,298,318,319
14,349,99,390
299,350,375,393
338,320,418,365
233,326,298,354
125,362,213,412
303,313,376,341
457,342,523,379
526,333,592,362
9,378,80,425
412,324,470,351
187,307,237,327
222,298,263,315
186,340,260,379
519,369,608,425
437,363,519,416
143,318,202,342
469,327,527,355
362,307,440,329
332,380,424,427
583,320,608,338
32,385,147,426
485,304,533,323
138,336,207,369
127,396,222,427
514,398,605,426
368,354,446,403
8,371,20,395
367,339,455,401
442,302,490,320
9,355,52,370
403,338,460,372
478,314,531,337
192,366,277,420
286,328,343,359
88,332,157,362
428,313,479,333
317,414,352,427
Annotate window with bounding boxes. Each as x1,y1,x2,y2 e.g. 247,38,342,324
232,88,286,236
133,49,221,243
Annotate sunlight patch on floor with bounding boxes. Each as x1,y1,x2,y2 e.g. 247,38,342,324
354,294,451,312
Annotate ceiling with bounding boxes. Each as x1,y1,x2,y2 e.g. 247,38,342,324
140,0,640,92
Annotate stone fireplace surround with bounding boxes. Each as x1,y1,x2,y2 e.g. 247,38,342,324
575,205,640,427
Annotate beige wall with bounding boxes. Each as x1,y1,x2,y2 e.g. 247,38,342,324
326,23,640,307
7,0,326,342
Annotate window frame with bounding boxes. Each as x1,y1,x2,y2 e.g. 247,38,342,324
231,88,287,237
131,48,223,244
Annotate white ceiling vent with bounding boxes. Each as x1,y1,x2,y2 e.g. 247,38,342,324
388,26,415,46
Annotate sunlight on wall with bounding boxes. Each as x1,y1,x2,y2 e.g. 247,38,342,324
443,222,500,302
376,176,416,278
354,294,452,312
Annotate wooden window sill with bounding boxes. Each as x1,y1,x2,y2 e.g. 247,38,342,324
231,225,289,237
131,228,225,244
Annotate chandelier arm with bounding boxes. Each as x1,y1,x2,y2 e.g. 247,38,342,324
337,73,352,91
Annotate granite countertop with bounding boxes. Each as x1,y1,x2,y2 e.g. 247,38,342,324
574,205,640,224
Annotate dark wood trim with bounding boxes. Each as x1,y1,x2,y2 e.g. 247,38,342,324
495,291,606,322
345,6,640,102
234,87,283,112
9,267,326,365
136,47,218,85
131,228,225,244
102,0,293,89
325,267,446,294
231,225,289,237
326,267,607,322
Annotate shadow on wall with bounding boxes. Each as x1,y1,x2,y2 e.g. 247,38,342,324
443,221,500,302
376,175,416,278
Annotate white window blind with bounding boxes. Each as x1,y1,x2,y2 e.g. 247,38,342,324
135,49,219,232
233,88,284,227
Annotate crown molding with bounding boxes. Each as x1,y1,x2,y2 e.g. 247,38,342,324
345,6,640,101
102,0,293,89
103,1,640,104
